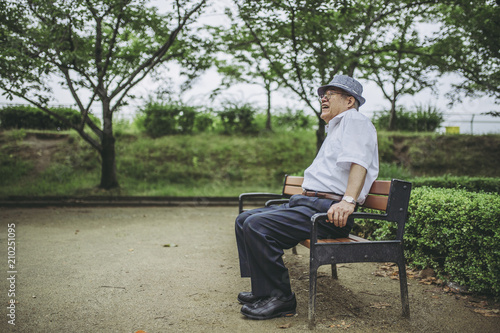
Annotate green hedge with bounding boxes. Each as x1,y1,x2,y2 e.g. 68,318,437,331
358,186,500,298
411,176,500,194
140,101,198,137
0,105,99,130
405,187,500,297
372,105,444,132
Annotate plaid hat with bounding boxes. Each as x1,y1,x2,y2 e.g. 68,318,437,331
317,75,366,106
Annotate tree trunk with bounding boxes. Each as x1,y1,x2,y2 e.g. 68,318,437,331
99,103,119,189
99,133,119,189
388,99,397,130
315,117,325,153
265,83,272,131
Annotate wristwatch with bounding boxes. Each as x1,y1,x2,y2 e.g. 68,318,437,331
342,196,356,204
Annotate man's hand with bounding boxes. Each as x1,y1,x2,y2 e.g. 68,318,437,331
325,163,367,228
327,200,356,228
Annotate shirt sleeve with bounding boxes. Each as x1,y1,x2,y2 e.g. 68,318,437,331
336,114,377,171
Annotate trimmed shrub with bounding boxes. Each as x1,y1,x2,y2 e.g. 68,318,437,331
405,187,500,297
411,176,500,194
356,187,500,298
273,108,315,130
0,105,99,130
217,103,258,135
141,101,197,137
373,105,444,132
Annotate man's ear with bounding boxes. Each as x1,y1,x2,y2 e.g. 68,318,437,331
348,96,355,108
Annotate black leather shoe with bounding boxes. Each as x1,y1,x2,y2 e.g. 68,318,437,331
237,292,262,304
241,293,296,320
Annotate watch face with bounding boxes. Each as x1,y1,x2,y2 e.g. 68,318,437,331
343,196,355,204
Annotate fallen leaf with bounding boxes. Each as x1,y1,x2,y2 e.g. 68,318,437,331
473,308,500,317
163,243,178,247
278,323,291,328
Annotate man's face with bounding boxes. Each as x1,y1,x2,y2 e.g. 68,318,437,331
319,88,353,123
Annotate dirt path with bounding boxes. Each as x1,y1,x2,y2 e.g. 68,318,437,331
1,207,499,332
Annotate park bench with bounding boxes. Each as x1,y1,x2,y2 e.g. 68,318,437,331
238,175,412,329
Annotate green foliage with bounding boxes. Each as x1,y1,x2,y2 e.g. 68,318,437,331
193,111,215,133
405,187,500,297
0,150,33,186
430,0,500,102
273,108,316,131
141,101,197,137
0,105,93,130
408,134,500,177
116,131,315,191
217,102,259,135
376,134,395,162
378,162,412,180
0,0,211,189
373,105,444,132
5,128,27,142
411,175,500,194
356,186,500,297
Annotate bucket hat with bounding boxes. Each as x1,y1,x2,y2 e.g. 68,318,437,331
317,75,366,106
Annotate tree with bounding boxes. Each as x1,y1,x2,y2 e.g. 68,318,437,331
234,0,440,150
429,0,500,104
209,12,281,132
0,0,209,189
360,9,436,130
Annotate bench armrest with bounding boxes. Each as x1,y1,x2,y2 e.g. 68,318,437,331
265,199,290,207
351,211,388,220
310,211,389,245
238,193,283,213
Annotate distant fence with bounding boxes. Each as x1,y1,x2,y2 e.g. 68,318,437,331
366,110,500,135
439,112,500,135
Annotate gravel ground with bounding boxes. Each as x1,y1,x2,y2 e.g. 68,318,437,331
1,206,499,332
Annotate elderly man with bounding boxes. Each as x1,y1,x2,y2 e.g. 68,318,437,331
235,75,379,320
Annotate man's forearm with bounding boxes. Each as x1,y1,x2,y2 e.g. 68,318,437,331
327,163,367,227
344,163,367,202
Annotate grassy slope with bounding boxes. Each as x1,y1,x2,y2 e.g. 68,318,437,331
1,129,499,197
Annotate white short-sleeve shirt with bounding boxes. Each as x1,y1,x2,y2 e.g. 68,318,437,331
302,109,379,204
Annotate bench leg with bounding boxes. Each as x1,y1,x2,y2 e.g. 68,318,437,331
397,261,410,318
331,263,338,279
308,265,318,330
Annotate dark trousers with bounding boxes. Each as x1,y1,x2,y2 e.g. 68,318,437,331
235,195,352,298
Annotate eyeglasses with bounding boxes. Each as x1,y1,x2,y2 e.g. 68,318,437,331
318,91,347,102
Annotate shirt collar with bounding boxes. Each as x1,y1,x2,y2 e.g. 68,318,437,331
327,109,353,129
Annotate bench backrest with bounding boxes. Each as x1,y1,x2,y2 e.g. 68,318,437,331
282,175,391,211
281,175,305,197
282,175,412,240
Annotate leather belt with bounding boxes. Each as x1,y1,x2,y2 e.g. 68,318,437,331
301,190,343,201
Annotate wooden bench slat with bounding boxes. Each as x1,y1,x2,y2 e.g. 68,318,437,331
362,194,388,211
368,180,391,195
285,176,304,186
283,185,304,196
